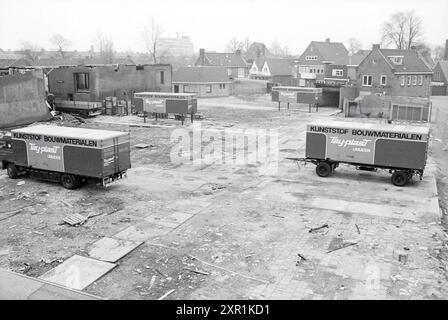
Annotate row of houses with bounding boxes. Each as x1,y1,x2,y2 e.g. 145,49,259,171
1,38,447,105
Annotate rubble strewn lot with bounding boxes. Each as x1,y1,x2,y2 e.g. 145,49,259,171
0,95,447,299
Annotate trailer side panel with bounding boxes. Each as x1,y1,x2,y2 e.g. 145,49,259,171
374,139,427,170
305,132,326,159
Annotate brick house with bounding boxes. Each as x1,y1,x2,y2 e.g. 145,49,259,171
249,58,293,86
431,60,448,95
297,39,349,82
195,49,249,79
172,66,231,97
356,44,433,98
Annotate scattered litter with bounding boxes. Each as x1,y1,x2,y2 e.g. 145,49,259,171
183,267,210,276
157,289,175,300
327,242,358,253
0,203,37,222
398,252,408,263
135,143,152,149
17,181,25,186
61,200,73,208
62,213,88,226
155,269,166,277
135,268,142,274
0,186,5,192
355,224,361,234
148,275,156,292
309,224,329,233
189,255,269,284
296,253,307,266
32,230,44,235
119,217,131,223
271,214,285,219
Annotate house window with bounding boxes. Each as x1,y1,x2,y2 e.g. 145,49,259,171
183,85,189,92
388,56,403,65
380,75,387,86
332,69,343,77
407,76,411,86
206,85,212,93
160,71,165,84
305,56,317,61
362,75,372,86
227,69,232,76
400,76,405,86
412,75,417,86
219,84,226,89
419,75,423,86
74,73,89,92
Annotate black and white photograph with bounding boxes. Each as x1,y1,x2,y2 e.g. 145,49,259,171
0,0,447,308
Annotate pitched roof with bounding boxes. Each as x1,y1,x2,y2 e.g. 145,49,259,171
264,59,293,76
311,41,349,65
437,60,448,79
378,48,432,73
203,52,248,67
0,58,33,68
348,50,370,66
173,66,231,83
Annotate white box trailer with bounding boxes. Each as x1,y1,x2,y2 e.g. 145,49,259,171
289,120,430,186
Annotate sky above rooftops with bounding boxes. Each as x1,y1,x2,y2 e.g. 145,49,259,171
0,0,446,55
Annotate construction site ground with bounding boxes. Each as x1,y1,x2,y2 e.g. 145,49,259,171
0,94,447,300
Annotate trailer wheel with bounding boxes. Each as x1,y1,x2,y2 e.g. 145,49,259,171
316,162,332,177
6,164,19,179
60,174,78,190
391,171,408,187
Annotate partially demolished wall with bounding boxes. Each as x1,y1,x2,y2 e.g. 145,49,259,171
0,70,51,129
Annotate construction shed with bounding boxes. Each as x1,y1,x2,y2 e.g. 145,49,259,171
47,64,172,104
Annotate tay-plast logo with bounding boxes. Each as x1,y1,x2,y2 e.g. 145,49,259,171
330,136,372,147
29,143,60,154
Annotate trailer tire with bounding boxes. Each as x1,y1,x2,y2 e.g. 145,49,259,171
391,171,408,187
316,162,332,177
60,174,78,190
6,164,19,179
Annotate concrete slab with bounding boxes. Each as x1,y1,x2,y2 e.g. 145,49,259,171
113,221,173,242
0,269,44,299
88,237,142,263
145,216,180,228
39,255,116,290
0,268,101,300
28,283,99,300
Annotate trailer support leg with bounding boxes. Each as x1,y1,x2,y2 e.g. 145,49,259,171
287,102,290,110
278,101,280,111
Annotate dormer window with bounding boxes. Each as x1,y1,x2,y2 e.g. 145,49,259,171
306,56,317,61
388,56,403,65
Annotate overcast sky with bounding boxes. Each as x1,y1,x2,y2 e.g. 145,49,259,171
0,0,447,54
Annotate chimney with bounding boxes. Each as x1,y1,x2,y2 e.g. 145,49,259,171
235,49,241,55
372,44,380,50
445,39,448,61
325,38,330,43
199,48,206,65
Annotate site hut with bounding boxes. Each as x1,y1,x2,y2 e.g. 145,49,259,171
133,92,198,125
46,63,172,114
271,86,323,112
172,66,231,97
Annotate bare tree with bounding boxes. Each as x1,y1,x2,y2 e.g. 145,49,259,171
433,44,445,62
20,41,41,62
50,34,72,58
143,17,162,63
347,38,363,55
242,37,251,54
269,40,283,56
381,11,423,50
225,37,243,52
94,31,115,63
